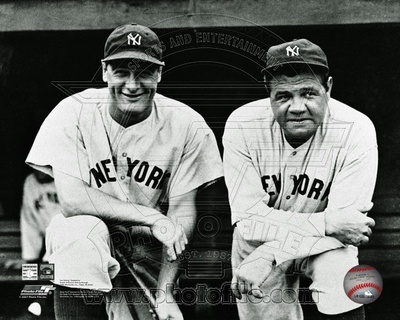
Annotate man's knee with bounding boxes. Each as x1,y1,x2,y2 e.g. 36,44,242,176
46,215,120,291
47,215,110,252
305,247,358,286
302,248,361,315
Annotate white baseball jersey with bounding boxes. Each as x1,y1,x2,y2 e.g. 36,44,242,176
223,97,378,262
20,173,62,261
26,88,223,214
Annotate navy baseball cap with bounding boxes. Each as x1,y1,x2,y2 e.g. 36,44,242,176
102,23,165,66
262,39,329,73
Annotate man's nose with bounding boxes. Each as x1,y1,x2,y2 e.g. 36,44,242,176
125,73,140,90
288,95,306,113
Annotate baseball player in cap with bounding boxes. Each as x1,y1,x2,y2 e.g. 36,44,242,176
26,23,223,320
223,39,377,319
2,170,61,270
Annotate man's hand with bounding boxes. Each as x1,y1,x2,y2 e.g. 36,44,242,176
231,245,274,299
151,293,183,320
325,203,375,246
151,217,188,262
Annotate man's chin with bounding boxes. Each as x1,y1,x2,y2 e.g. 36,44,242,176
284,129,316,144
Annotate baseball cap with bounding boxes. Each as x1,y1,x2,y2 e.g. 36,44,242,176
262,39,328,73
102,23,165,66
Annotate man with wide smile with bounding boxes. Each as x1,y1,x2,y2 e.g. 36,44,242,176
103,56,162,126
26,23,223,320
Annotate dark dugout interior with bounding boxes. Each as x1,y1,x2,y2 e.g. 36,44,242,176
0,23,399,216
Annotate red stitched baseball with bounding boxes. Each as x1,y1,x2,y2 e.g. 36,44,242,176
348,267,375,273
347,282,382,298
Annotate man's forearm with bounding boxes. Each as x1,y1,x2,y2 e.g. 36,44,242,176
236,197,373,243
53,169,163,227
236,198,327,241
236,202,373,264
236,209,343,265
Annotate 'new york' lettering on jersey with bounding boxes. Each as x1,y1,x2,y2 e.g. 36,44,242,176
261,173,331,202
89,157,170,190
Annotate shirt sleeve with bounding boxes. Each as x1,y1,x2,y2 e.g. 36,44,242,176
169,117,223,198
25,97,91,183
20,176,44,261
223,119,326,238
326,118,378,211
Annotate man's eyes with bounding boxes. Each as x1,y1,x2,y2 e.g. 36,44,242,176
113,69,130,77
303,90,319,98
113,69,154,78
275,94,290,101
136,70,154,78
274,92,318,102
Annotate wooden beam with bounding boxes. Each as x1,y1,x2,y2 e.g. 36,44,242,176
0,0,399,32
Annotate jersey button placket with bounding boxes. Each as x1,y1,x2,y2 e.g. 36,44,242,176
119,152,127,181
119,139,130,192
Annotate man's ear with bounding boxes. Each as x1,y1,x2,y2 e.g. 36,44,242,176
157,66,163,83
102,62,108,82
263,75,270,95
326,76,333,99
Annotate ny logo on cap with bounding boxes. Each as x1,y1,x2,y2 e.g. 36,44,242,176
286,45,299,57
127,33,142,46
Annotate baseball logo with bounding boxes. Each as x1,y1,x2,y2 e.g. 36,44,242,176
343,265,383,304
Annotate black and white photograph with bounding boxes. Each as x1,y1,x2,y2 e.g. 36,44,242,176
0,1,399,319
